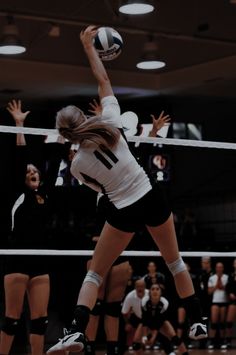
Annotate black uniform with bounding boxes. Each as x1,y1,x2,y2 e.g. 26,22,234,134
142,297,168,330
143,272,166,290
197,268,214,317
4,144,62,277
226,271,236,305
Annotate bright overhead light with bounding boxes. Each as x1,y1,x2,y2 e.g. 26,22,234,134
136,38,166,70
0,17,26,55
119,1,154,15
0,43,26,55
136,60,166,70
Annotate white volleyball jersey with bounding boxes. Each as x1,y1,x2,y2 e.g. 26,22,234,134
71,96,152,209
208,274,229,303
121,289,149,318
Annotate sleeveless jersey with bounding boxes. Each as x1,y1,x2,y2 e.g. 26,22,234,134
71,96,152,209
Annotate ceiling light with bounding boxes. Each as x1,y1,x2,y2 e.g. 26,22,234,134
0,16,26,55
119,1,154,15
137,60,165,69
136,39,166,70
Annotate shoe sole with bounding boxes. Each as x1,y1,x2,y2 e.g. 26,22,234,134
47,342,84,354
64,342,84,352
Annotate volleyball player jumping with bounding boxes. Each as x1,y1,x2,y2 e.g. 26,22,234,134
47,25,207,353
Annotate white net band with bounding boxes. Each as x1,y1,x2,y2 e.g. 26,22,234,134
1,125,236,150
0,249,236,257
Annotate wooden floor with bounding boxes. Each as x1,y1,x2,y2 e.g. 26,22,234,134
10,349,236,354
123,349,236,355
126,350,236,354
125,350,234,355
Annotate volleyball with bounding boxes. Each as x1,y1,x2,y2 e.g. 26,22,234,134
94,27,123,61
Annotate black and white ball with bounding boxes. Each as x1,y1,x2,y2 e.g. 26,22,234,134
94,27,123,61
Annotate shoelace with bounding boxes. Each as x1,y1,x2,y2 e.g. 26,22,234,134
63,328,70,336
57,328,71,341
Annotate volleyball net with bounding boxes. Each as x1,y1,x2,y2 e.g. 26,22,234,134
0,123,236,262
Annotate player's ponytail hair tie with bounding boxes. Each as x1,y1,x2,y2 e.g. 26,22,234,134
56,105,120,149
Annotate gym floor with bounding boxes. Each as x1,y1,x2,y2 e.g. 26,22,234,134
11,349,236,354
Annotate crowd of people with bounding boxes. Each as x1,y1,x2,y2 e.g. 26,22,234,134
121,257,236,352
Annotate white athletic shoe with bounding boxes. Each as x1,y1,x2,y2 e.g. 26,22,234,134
47,330,85,353
189,322,207,340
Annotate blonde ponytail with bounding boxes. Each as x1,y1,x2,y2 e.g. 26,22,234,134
56,105,120,149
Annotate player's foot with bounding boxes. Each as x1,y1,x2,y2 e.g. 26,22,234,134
47,329,85,353
189,322,207,340
220,339,230,350
207,340,215,350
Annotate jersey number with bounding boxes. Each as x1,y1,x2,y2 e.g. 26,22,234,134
94,148,118,169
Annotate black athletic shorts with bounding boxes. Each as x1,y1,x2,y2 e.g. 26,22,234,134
105,183,171,233
129,313,142,328
145,314,167,330
3,255,49,278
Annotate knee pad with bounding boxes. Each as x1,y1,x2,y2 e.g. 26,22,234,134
167,257,187,276
132,342,142,351
91,299,104,316
83,270,103,287
226,321,233,329
30,316,48,335
104,301,121,317
211,322,217,330
171,335,182,347
1,316,20,336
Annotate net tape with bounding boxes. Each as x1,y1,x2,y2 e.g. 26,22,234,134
0,125,236,150
0,249,235,257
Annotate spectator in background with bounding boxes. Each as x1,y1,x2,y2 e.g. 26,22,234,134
0,100,62,355
196,256,213,349
122,278,149,349
224,258,236,349
198,257,213,318
122,279,175,354
141,261,166,292
133,283,189,355
207,262,229,350
55,143,79,187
